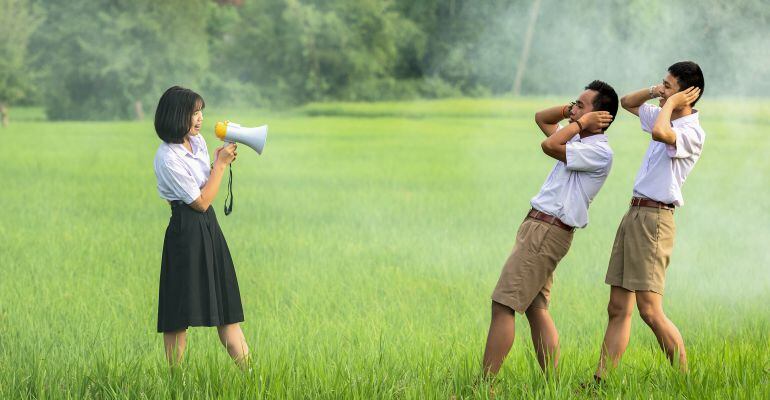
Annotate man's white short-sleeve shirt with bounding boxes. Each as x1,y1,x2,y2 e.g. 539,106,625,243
530,128,613,229
633,103,706,206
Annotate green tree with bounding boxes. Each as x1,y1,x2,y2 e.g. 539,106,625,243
394,0,526,95
215,0,422,105
32,0,210,120
0,0,41,126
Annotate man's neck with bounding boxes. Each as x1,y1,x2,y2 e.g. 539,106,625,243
671,106,694,121
579,131,603,139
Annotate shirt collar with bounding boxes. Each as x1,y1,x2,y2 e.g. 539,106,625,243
579,133,608,144
167,136,199,158
672,109,699,128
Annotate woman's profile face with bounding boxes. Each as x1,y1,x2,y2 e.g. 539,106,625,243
188,108,203,136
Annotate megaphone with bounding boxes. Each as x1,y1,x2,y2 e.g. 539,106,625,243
214,121,268,154
213,121,268,217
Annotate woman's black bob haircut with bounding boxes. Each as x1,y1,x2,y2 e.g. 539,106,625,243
154,86,205,144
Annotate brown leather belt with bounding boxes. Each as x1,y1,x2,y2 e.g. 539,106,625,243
527,208,575,232
630,197,675,211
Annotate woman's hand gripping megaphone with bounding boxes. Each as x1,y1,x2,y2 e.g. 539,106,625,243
214,142,237,166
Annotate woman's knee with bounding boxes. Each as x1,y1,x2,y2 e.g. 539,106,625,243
164,329,187,340
218,323,245,343
217,323,240,335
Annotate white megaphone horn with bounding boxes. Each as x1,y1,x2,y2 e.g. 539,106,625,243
214,121,268,154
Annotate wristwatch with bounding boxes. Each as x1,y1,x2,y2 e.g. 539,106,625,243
649,85,658,99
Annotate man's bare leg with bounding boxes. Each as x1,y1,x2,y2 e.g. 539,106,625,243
636,291,688,372
525,307,559,372
482,301,516,376
595,286,636,378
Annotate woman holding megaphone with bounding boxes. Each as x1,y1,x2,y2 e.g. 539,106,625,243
152,86,249,367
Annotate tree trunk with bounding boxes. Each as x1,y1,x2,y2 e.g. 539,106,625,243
134,100,144,120
0,102,8,127
513,0,541,96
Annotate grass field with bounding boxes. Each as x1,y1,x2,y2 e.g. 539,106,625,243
1,98,768,398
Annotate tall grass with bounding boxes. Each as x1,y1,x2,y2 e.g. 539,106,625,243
0,98,768,398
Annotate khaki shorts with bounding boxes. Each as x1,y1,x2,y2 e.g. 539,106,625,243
605,206,676,294
491,218,573,313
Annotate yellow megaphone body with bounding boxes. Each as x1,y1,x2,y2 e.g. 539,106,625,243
214,121,268,154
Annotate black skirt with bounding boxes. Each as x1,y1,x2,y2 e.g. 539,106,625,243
157,201,244,332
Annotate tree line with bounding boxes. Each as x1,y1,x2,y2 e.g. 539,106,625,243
1,0,768,123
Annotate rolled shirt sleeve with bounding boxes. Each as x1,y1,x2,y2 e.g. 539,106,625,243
566,141,611,172
157,157,202,204
639,103,661,133
666,126,704,159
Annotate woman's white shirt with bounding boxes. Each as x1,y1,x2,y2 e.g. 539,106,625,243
154,134,211,204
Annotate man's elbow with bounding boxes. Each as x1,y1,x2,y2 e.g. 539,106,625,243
620,96,633,111
541,139,553,155
541,140,566,161
651,125,666,139
651,127,675,145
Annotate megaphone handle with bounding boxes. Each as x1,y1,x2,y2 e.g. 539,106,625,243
223,164,233,216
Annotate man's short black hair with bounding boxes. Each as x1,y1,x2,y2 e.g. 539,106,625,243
154,86,205,143
668,61,705,106
585,80,619,131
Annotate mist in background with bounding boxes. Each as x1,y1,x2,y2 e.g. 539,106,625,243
1,0,769,121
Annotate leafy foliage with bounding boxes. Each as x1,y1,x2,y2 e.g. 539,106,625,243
2,0,769,119
32,0,210,120
0,0,42,106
